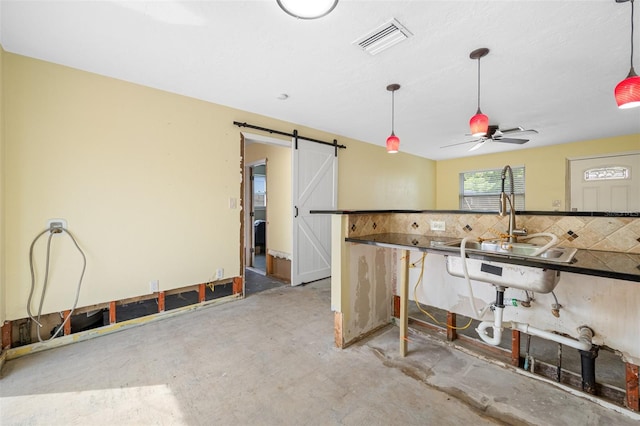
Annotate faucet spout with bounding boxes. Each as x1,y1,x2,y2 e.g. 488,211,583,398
500,165,526,242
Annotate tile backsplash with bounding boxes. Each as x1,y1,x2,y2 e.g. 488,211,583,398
347,212,640,254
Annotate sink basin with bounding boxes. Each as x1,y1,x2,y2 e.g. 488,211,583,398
438,239,577,263
445,256,562,293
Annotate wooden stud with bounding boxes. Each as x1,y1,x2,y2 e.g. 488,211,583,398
109,301,116,324
393,295,400,318
198,283,206,302
63,310,72,336
446,312,457,341
233,276,243,295
158,291,165,312
334,312,344,348
399,250,410,357
266,253,274,276
626,363,640,412
2,321,12,349
511,329,521,367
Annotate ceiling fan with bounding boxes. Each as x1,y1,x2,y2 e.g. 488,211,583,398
441,125,538,151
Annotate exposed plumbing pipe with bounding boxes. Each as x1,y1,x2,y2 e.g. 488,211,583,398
476,287,595,350
579,345,600,395
511,323,594,352
476,307,504,345
476,286,506,346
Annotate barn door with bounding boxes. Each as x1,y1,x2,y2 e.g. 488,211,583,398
291,138,337,286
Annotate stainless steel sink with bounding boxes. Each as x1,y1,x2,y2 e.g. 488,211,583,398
445,256,561,293
438,239,577,263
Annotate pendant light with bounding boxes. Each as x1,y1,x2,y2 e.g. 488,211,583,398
615,0,640,109
469,48,490,137
386,84,401,153
276,0,338,19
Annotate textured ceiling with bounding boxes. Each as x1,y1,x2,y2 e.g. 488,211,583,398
1,0,639,160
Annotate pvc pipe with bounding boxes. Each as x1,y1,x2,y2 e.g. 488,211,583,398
476,305,594,351
460,236,482,318
511,322,593,351
476,306,504,346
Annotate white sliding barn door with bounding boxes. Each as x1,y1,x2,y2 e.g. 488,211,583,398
292,138,337,286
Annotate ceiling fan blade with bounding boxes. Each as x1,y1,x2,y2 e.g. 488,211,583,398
500,127,539,135
468,140,486,151
440,139,480,149
494,137,529,144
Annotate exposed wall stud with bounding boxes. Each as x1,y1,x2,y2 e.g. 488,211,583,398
627,363,640,411
109,302,116,324
511,330,521,367
446,312,457,341
63,311,72,336
158,292,165,312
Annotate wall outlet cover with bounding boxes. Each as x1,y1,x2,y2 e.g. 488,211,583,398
430,220,446,231
47,218,68,231
150,280,159,293
216,268,224,279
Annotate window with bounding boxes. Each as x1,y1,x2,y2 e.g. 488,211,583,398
584,166,630,181
459,166,525,211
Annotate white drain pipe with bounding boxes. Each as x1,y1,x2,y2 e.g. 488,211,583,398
477,307,594,351
511,322,594,351
476,307,504,346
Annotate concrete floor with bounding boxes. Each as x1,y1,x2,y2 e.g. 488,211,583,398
1,279,639,426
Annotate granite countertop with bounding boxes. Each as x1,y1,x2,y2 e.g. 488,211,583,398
312,209,640,217
345,233,640,283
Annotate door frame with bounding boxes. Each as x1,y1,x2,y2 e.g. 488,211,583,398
240,132,291,279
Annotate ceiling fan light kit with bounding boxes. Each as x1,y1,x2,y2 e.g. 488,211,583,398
276,0,338,19
615,0,640,109
469,47,490,136
386,84,401,153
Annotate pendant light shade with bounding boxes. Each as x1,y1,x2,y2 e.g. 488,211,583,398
386,84,401,154
469,109,489,137
386,133,400,153
615,0,640,109
469,48,490,136
276,0,338,19
615,69,640,108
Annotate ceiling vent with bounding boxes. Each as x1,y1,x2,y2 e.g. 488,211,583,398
353,18,413,56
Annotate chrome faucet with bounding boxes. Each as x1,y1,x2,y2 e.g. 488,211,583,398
500,165,527,243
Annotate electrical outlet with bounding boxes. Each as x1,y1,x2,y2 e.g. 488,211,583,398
150,280,159,293
216,268,224,280
229,198,237,209
430,220,446,231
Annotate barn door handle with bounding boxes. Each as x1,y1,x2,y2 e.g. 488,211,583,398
294,206,299,218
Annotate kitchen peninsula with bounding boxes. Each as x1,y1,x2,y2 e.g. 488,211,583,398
320,209,640,412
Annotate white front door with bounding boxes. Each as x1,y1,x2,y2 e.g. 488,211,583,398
570,153,640,212
292,138,337,286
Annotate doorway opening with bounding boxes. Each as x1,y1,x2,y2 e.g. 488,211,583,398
241,132,292,295
249,162,267,274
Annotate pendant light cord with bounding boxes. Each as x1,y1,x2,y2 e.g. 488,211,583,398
477,56,482,111
631,0,635,69
391,89,395,134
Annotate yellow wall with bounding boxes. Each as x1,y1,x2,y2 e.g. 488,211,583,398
0,45,6,323
436,135,640,210
244,142,292,255
338,140,436,209
3,52,435,320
